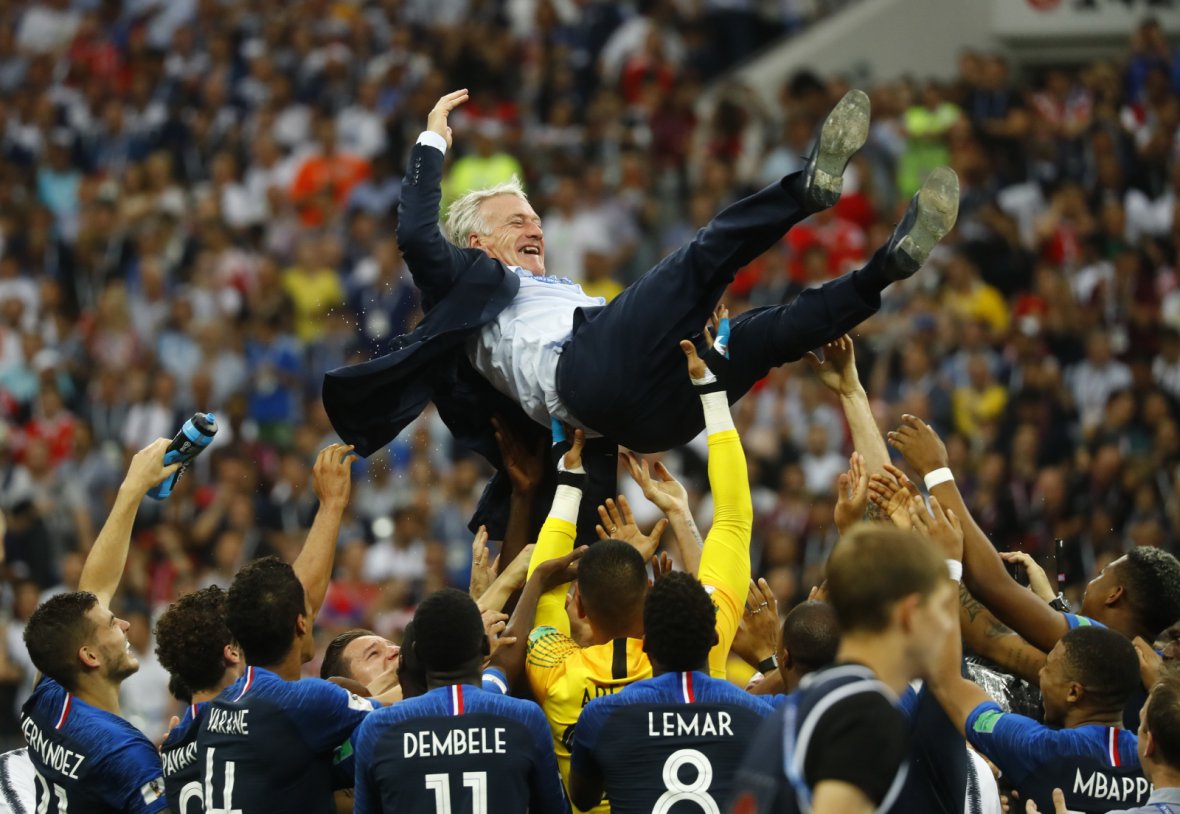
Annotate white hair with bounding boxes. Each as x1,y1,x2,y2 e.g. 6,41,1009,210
443,177,530,247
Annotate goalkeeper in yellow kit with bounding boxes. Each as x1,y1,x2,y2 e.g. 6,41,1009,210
525,307,753,812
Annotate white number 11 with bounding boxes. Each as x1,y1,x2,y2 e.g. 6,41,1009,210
424,771,487,814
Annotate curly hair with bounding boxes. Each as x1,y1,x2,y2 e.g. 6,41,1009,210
226,557,306,667
643,572,717,672
1121,547,1180,639
155,586,233,694
24,591,99,691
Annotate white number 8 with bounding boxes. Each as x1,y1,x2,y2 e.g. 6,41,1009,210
653,748,718,814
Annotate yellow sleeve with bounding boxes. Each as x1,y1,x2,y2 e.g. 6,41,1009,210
525,625,579,698
528,514,577,636
698,428,753,679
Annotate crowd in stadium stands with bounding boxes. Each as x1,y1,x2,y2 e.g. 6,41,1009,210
0,0,1176,762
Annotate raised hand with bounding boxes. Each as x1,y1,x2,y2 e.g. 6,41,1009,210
621,452,689,516
999,551,1056,603
887,414,949,478
650,551,674,583
427,89,469,150
907,495,963,561
532,545,587,592
595,495,668,562
312,443,356,511
1132,636,1163,690
733,579,780,667
833,451,869,533
868,463,922,529
123,438,183,498
680,303,729,381
559,427,586,472
492,416,546,496
805,335,861,397
469,526,496,599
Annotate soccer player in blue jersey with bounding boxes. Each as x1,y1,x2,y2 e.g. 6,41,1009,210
157,442,358,814
155,587,240,814
352,587,569,814
20,438,179,814
198,555,383,814
929,596,1149,812
569,571,773,813
890,416,1180,694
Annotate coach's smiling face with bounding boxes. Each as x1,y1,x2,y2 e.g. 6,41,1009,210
469,195,546,276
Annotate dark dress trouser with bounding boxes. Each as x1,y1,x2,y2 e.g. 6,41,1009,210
556,173,883,453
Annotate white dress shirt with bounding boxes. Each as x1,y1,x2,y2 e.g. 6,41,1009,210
417,132,604,430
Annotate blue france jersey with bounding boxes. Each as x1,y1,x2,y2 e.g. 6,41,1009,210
20,677,168,814
198,666,378,814
572,671,772,814
966,701,1147,813
160,702,206,814
353,683,567,814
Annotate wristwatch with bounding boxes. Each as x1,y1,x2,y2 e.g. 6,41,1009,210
1049,594,1072,613
757,655,778,674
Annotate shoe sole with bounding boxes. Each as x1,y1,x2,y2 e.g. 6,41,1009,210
894,166,960,275
807,89,871,209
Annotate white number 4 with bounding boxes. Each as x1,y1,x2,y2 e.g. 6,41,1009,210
424,771,487,814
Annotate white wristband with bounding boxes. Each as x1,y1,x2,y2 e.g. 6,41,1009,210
946,559,963,583
700,391,735,433
549,484,582,524
924,467,954,490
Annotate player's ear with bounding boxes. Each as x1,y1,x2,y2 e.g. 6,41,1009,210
1105,584,1125,607
224,642,242,665
894,593,920,635
467,233,484,250
78,643,100,670
1066,681,1084,706
573,585,587,619
1144,730,1156,759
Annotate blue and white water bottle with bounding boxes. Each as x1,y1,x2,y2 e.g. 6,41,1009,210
147,413,218,500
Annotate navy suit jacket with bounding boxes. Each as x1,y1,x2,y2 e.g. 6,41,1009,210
323,143,575,537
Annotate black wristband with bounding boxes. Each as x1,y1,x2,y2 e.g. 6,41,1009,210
757,655,778,674
556,470,587,490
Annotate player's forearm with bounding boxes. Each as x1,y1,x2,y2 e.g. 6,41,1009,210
840,386,888,478
959,584,1046,684
293,500,346,618
499,491,536,579
79,485,144,607
933,479,1067,651
665,507,703,577
529,489,579,632
491,571,547,687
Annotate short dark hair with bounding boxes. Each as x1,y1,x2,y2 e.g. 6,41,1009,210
24,592,100,691
643,572,716,672
783,601,839,673
412,589,486,674
577,540,647,632
1147,672,1180,768
1121,548,1180,639
825,524,946,634
321,629,377,680
226,557,306,667
1062,626,1141,710
155,587,233,694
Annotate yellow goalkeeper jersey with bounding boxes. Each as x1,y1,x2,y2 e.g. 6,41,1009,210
525,428,752,812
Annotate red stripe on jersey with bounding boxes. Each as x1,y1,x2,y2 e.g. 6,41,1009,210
682,672,695,704
233,667,255,702
451,684,464,716
1109,728,1121,767
191,703,199,719
55,694,72,730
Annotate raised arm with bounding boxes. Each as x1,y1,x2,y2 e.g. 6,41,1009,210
492,547,584,691
491,416,546,571
79,438,179,609
293,444,355,618
395,89,480,304
621,452,701,576
526,429,586,635
686,308,755,679
958,583,1046,685
807,335,889,477
888,415,1069,653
